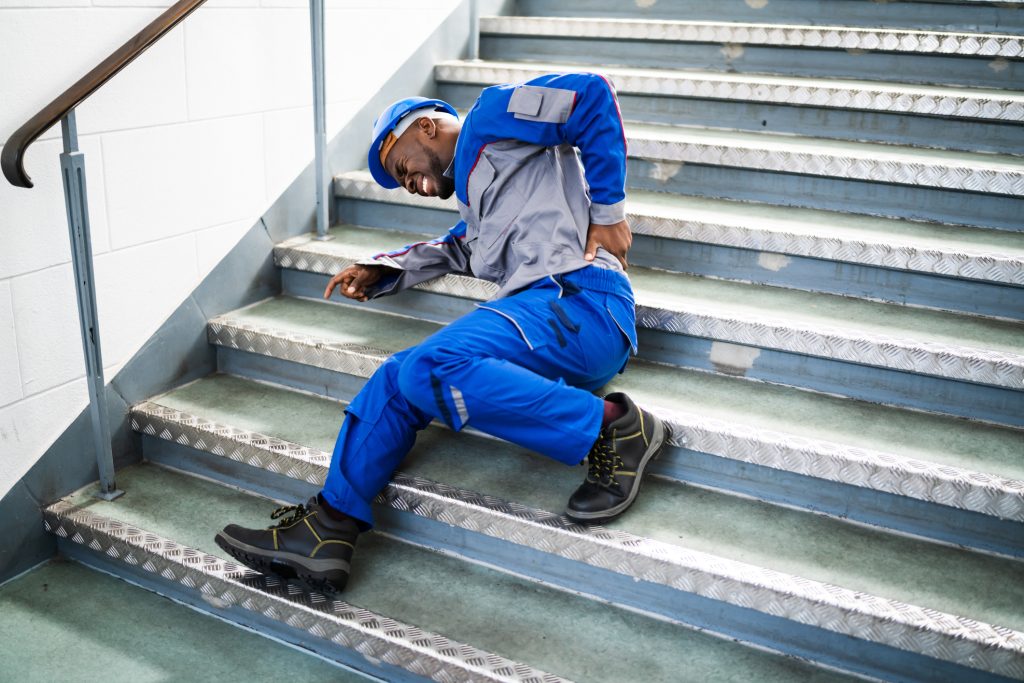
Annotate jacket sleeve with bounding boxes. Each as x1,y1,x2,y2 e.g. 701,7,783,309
356,221,472,298
471,72,628,225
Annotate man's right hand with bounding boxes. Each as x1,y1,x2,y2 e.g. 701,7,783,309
323,264,388,302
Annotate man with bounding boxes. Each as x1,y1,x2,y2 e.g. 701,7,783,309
216,73,666,593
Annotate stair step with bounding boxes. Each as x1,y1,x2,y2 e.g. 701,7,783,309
201,299,1024,544
274,227,1024,392
482,16,1024,59
334,169,1024,288
514,0,1024,34
46,466,565,683
627,121,1024,196
436,60,1024,157
49,463,857,683
0,559,362,681
479,16,1023,88
130,376,1024,681
438,59,1024,124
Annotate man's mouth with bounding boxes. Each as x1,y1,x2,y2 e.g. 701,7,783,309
420,175,432,196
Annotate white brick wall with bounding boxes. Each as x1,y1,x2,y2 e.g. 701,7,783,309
0,0,461,498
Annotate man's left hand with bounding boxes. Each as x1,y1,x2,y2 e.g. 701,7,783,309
585,219,632,270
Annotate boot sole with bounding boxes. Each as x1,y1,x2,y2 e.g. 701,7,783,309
214,531,350,593
565,412,667,525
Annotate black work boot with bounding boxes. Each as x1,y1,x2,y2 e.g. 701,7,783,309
215,494,359,593
566,393,666,524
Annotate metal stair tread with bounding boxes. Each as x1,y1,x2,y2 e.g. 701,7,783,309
436,59,1024,123
334,169,1024,286
625,121,1024,173
480,15,1024,58
136,375,1024,643
275,226,1024,386
205,298,1024,489
55,462,854,683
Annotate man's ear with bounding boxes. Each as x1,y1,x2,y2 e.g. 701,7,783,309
418,116,438,139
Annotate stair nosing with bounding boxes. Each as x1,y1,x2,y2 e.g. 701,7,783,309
272,238,1024,389
435,60,1024,125
196,309,1024,521
43,498,567,683
479,16,1024,59
333,170,1024,286
128,399,1024,680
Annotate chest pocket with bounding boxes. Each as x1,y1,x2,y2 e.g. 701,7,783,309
508,85,575,124
467,153,528,280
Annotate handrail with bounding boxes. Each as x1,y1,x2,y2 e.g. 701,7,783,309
1,0,207,189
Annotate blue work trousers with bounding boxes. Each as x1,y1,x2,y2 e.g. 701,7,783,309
321,267,636,528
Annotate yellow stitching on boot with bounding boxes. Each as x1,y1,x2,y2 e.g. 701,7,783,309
639,411,649,447
617,431,643,441
311,539,355,557
304,517,323,543
272,528,279,551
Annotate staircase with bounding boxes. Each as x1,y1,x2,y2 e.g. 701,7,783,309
40,1,1023,681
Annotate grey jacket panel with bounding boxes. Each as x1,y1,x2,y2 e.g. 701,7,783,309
361,136,626,301
357,232,472,298
463,139,623,298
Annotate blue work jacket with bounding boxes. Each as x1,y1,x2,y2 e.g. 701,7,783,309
362,71,629,297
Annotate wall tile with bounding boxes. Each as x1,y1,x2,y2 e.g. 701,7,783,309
11,263,85,396
184,8,311,120
102,114,265,250
0,135,110,280
93,233,199,365
92,0,259,6
0,378,88,499
263,106,312,198
0,8,173,142
0,282,24,408
0,0,89,7
75,25,189,136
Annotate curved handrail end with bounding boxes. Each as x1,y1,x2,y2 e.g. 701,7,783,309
1,144,33,189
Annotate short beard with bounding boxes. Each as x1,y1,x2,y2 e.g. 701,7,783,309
422,143,455,199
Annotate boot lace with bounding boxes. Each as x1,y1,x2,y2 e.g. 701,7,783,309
587,430,623,487
269,503,308,528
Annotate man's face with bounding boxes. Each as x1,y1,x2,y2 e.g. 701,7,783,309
383,118,456,199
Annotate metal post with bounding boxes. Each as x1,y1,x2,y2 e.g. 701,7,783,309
309,0,330,241
59,111,123,502
469,0,480,61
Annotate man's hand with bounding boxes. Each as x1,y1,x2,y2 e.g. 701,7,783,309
584,219,632,270
323,264,391,302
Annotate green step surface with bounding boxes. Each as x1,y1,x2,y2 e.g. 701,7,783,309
151,374,1024,634
0,559,358,683
334,169,1024,285
283,225,1024,359
212,297,1024,482
68,463,851,683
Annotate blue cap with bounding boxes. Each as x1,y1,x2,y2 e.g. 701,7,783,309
368,97,458,189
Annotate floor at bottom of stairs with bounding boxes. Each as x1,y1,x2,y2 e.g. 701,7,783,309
0,558,364,683
56,462,857,682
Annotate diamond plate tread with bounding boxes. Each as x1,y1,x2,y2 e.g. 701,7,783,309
125,403,1024,679
623,121,1024,197
334,169,1024,286
480,16,1024,58
273,229,1024,389
42,500,567,683
196,308,1024,522
435,60,1024,125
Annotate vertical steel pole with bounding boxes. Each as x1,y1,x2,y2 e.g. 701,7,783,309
59,111,123,502
469,0,480,61
309,0,330,241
